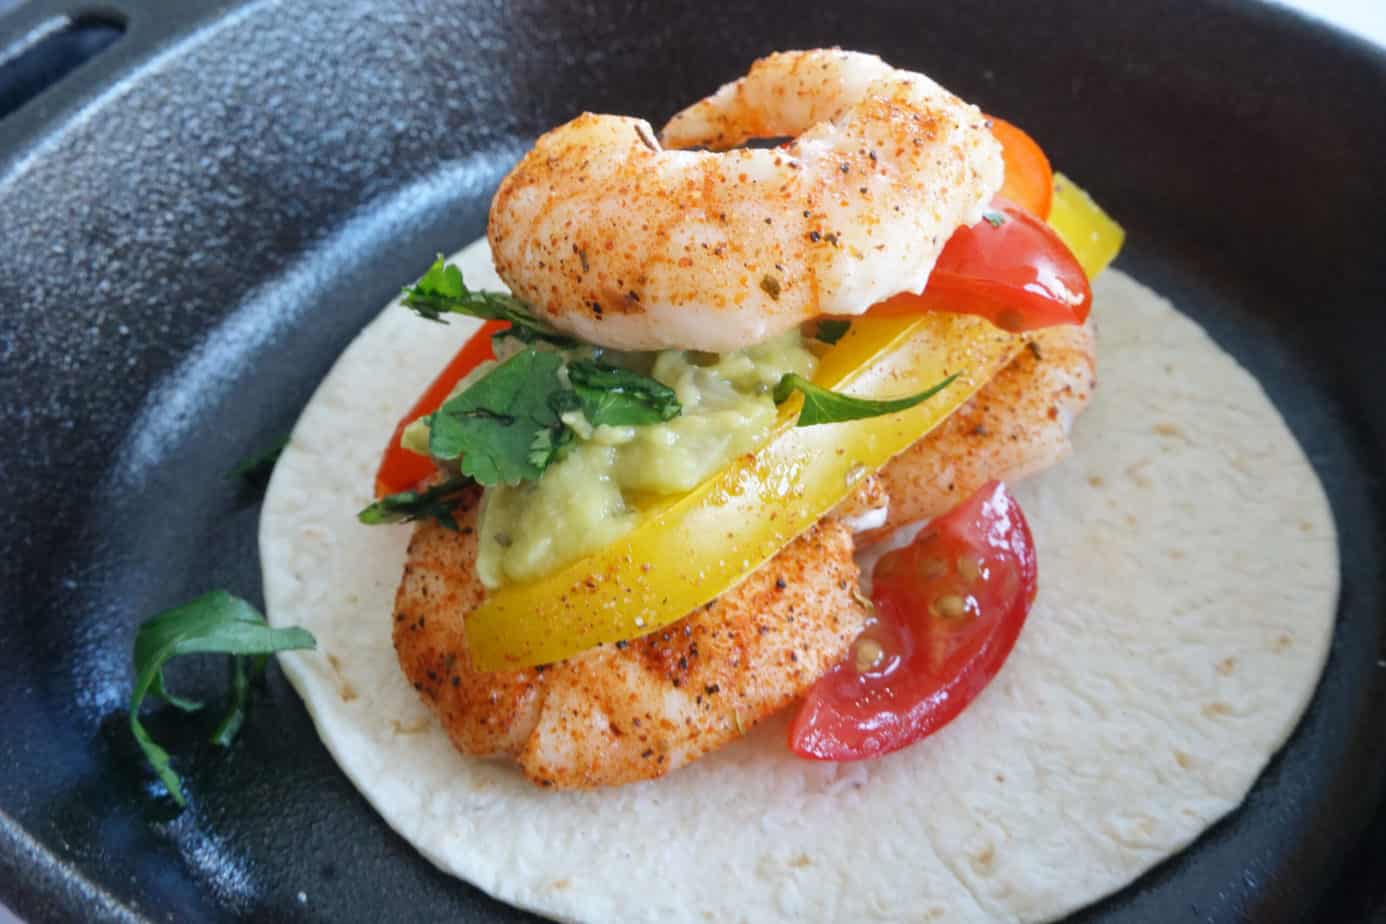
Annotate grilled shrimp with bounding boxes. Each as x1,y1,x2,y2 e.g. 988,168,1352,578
389,319,1094,786
487,49,1001,352
867,319,1097,540
394,485,871,788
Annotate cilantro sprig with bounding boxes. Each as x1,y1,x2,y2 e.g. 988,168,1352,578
403,256,573,345
358,477,476,530
130,591,315,805
425,349,575,486
227,435,288,490
773,372,959,427
359,322,685,530
567,360,681,427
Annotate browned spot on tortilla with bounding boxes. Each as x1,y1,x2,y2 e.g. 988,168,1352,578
1087,474,1104,488
1126,460,1153,487
326,653,358,703
1273,633,1294,652
1202,702,1233,718
1174,750,1193,769
1217,656,1237,676
390,717,431,735
789,853,813,868
1152,422,1185,439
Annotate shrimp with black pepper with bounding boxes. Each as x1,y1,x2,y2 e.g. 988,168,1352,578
487,49,1001,352
869,320,1097,537
392,483,876,788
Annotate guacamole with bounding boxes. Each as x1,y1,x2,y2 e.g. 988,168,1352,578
470,332,818,588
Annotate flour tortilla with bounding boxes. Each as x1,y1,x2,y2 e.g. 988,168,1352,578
261,238,1338,923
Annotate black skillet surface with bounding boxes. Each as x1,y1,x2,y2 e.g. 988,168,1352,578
2,0,1384,921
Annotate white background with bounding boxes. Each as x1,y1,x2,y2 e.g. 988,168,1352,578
1272,0,1386,43
0,1,1381,922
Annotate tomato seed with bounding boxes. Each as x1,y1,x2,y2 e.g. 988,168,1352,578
918,557,948,579
854,637,884,672
934,594,967,619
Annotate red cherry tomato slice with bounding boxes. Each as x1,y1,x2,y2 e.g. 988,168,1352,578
790,481,1037,761
990,116,1053,220
870,199,1092,332
373,320,507,498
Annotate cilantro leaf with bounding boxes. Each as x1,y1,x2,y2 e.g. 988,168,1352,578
130,591,315,806
982,209,1007,228
358,476,474,530
528,426,576,470
210,653,267,748
566,360,681,427
227,435,288,489
403,256,574,345
814,319,851,345
427,349,571,485
773,372,959,427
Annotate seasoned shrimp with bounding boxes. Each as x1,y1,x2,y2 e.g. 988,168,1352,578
866,319,1097,540
487,49,1001,352
394,485,870,788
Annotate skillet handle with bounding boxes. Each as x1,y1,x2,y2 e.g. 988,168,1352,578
0,7,126,121
0,0,234,161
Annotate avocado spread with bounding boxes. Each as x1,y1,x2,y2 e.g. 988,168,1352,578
439,332,818,588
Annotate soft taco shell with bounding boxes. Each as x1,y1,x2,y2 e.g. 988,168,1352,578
261,238,1337,923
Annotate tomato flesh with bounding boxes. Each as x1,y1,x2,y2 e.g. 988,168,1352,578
373,320,507,498
990,116,1053,220
790,481,1037,761
871,199,1092,332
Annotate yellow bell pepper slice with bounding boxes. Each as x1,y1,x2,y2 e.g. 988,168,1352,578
465,175,1124,670
466,314,1021,669
1049,173,1125,279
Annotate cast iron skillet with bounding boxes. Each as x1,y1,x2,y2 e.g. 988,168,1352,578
1,0,1384,921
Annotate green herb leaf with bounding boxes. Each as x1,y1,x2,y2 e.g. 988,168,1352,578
358,476,474,530
403,256,574,345
130,591,315,806
150,670,203,713
210,654,267,748
227,435,289,488
982,210,1007,228
815,319,851,345
527,425,576,471
772,372,959,427
566,360,681,427
426,349,571,486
